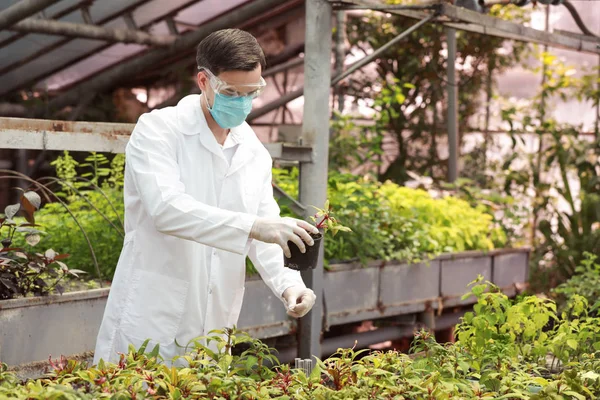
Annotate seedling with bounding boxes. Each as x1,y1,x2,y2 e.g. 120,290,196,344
310,200,352,236
284,200,351,271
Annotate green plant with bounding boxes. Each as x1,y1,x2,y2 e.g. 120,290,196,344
345,4,529,184
552,253,600,315
310,200,351,236
499,52,600,291
25,151,125,280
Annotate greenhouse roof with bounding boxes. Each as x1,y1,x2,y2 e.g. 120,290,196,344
0,0,301,97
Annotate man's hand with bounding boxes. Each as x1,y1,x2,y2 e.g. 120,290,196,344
282,285,316,318
249,217,318,258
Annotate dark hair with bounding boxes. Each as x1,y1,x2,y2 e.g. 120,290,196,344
196,29,266,75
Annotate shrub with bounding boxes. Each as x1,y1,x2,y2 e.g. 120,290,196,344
2,287,600,399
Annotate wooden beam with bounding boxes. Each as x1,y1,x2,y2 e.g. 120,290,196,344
10,18,176,47
0,117,312,162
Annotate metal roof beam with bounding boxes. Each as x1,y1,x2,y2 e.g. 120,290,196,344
32,0,291,116
10,18,176,47
333,0,600,55
0,0,62,31
439,3,600,55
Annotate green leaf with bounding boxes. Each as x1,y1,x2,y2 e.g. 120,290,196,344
245,355,257,371
566,339,578,350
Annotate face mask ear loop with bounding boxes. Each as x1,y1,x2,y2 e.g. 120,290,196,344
199,67,215,111
202,91,214,112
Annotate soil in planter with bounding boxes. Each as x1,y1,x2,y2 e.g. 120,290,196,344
284,232,323,271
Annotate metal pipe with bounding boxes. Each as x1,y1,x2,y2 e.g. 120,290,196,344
334,10,347,113
11,18,176,47
562,0,599,38
263,57,304,78
333,3,440,11
35,0,287,117
332,14,435,86
297,0,333,362
0,0,62,31
446,27,459,183
248,14,435,122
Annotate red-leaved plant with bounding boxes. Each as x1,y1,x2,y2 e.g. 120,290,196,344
310,200,352,237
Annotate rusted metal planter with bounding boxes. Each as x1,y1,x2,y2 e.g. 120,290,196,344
491,248,530,297
237,275,294,339
1,248,530,369
0,288,109,367
323,259,442,326
440,251,494,307
324,261,383,326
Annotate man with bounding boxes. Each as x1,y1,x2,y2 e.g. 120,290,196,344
93,29,318,364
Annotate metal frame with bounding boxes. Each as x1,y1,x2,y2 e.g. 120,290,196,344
247,13,437,122
10,17,177,47
0,0,62,30
0,117,313,163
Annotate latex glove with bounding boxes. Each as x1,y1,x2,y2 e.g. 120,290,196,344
249,217,318,258
282,285,316,318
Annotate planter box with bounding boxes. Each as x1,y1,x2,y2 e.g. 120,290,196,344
237,276,293,339
0,288,109,366
491,248,530,297
379,259,441,315
1,248,529,368
440,252,493,307
324,261,382,326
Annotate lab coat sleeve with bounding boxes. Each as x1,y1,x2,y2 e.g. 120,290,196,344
248,162,306,299
126,113,256,255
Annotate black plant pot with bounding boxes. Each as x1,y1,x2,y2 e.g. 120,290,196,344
284,232,323,271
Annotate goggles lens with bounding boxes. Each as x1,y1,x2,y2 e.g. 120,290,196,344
200,67,266,98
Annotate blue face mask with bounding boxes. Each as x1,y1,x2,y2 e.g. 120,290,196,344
207,93,253,129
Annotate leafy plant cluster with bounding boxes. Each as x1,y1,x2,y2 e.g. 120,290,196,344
497,53,600,290
2,278,600,399
552,252,600,315
13,151,126,281
276,167,506,266
0,190,84,300
341,4,529,184
29,153,504,280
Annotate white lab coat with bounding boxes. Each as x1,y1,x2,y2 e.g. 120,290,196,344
93,95,305,365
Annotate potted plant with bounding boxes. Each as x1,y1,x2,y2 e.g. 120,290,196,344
284,200,351,271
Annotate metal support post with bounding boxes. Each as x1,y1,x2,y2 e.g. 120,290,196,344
0,0,61,31
594,56,600,140
298,0,332,362
334,10,347,113
446,27,459,182
418,306,436,331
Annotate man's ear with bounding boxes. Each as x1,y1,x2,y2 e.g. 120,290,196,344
197,71,208,92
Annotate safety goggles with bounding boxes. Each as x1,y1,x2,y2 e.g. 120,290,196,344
199,67,266,99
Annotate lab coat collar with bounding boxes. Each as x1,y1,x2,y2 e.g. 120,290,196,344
175,94,255,173
175,94,246,143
